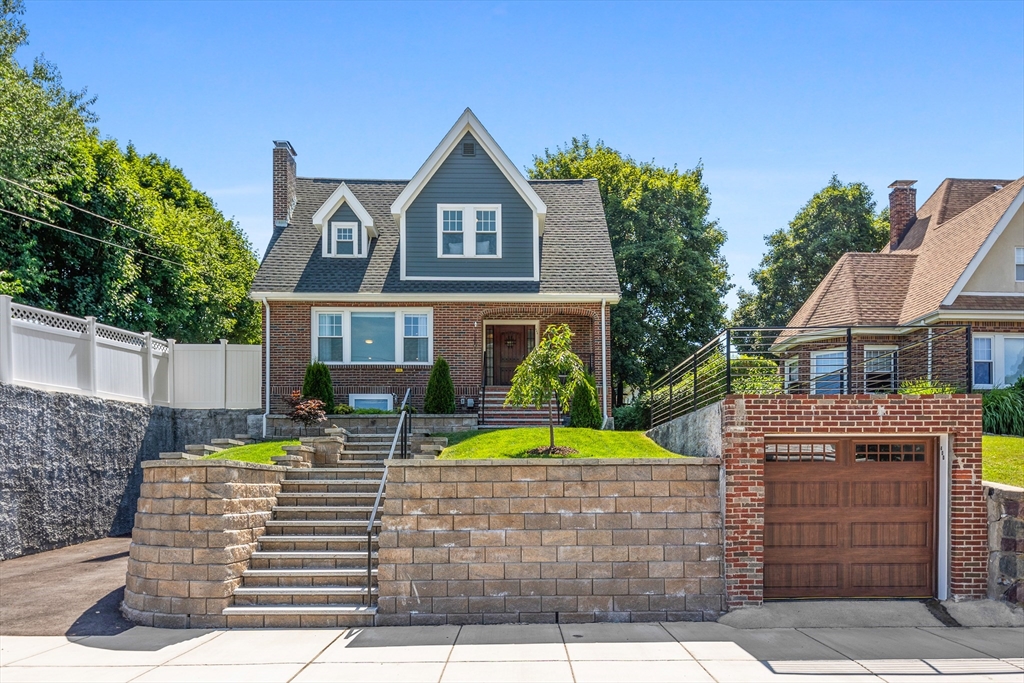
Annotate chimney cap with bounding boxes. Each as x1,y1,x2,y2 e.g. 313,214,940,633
274,140,297,156
888,180,917,189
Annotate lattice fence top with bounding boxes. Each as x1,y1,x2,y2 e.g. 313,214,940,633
11,304,88,334
150,339,169,353
97,323,146,348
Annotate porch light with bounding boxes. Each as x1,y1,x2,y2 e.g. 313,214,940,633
365,339,373,344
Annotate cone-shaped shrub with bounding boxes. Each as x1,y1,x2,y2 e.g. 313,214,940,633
569,372,603,429
424,355,456,414
302,360,336,414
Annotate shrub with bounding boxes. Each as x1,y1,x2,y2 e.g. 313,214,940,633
424,356,456,414
613,398,650,431
982,387,1024,436
286,390,326,427
898,378,961,395
731,355,785,394
569,372,603,429
334,403,354,415
302,361,335,414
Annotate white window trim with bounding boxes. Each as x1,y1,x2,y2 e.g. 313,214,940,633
783,357,799,390
310,307,433,366
348,393,394,411
973,334,1024,389
864,345,898,392
323,221,367,259
810,348,847,394
1015,246,1024,282
436,204,502,259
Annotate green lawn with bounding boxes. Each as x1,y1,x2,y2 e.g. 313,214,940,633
436,428,681,459
983,435,1024,488
201,440,299,465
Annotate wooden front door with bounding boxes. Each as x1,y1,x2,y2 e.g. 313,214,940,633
493,326,528,385
763,436,936,599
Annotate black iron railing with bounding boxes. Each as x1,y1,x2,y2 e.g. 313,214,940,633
648,325,972,429
365,388,411,602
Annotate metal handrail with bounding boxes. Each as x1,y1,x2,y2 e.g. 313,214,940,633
365,388,411,602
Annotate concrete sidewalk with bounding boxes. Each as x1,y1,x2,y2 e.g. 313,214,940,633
2,620,1022,682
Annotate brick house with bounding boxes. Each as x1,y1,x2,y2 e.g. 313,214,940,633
250,110,620,427
777,176,1024,393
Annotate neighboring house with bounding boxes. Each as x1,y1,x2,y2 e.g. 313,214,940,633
250,109,620,425
778,176,1024,393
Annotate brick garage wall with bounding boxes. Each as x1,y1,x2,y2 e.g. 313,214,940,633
122,460,286,628
376,458,724,625
985,482,1024,604
265,300,612,415
719,393,986,608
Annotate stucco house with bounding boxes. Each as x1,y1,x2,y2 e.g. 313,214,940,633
250,109,620,427
775,176,1024,393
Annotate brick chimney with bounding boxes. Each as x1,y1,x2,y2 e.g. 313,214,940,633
273,141,297,227
888,180,917,249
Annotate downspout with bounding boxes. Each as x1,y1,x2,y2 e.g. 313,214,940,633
262,297,270,439
601,298,609,425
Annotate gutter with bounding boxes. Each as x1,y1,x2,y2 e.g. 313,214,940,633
601,298,609,423
262,297,270,439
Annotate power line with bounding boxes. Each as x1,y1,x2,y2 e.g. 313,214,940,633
0,207,186,268
0,175,166,243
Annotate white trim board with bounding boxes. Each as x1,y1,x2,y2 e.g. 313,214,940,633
253,291,622,304
311,182,376,236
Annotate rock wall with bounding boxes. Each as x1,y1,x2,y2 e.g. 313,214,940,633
646,402,722,458
0,382,257,559
985,481,1024,604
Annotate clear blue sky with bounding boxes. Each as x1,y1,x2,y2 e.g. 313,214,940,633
18,1,1024,310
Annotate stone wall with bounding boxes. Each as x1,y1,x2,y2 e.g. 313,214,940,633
0,382,257,559
265,413,479,438
646,402,722,458
376,458,724,625
985,481,1024,604
122,460,286,628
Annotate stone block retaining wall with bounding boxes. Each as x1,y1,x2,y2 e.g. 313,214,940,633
985,481,1024,604
122,460,286,628
265,413,479,438
376,458,724,625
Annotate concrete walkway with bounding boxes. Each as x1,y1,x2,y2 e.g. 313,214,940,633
2,620,1022,682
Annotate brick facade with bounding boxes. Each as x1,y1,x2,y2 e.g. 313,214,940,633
265,300,612,415
719,393,986,607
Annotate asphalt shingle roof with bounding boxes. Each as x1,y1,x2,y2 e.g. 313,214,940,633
252,177,620,296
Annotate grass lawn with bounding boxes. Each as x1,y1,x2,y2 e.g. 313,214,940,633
983,435,1024,488
201,440,299,465
436,428,681,459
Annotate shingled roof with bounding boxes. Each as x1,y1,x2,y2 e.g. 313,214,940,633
252,177,621,296
788,176,1024,327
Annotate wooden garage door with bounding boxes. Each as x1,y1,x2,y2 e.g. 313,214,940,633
763,437,936,599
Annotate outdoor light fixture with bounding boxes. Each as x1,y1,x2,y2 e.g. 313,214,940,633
365,339,373,344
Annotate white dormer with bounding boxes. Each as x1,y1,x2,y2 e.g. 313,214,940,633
312,182,376,259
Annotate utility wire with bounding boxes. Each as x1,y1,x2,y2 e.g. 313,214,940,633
0,175,166,242
0,207,186,268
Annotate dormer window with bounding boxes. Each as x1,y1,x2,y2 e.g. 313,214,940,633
437,204,501,258
334,223,356,255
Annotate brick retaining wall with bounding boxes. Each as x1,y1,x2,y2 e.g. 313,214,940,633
122,460,286,628
376,458,724,625
985,481,1024,604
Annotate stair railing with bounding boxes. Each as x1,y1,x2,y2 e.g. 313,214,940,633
365,388,411,603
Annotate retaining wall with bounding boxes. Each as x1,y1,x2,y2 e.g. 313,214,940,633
985,481,1024,604
121,460,286,628
646,402,722,458
265,413,479,438
376,458,725,625
0,382,257,559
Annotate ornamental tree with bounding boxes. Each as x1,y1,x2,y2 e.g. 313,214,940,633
504,324,590,452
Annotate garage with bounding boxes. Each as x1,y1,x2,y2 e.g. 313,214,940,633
763,436,936,599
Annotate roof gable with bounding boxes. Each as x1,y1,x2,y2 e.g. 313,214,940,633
311,182,376,237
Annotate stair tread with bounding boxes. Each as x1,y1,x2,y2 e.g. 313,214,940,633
266,519,381,526
234,586,377,595
259,535,377,542
282,479,383,485
277,492,379,498
272,505,374,512
252,550,377,559
223,605,376,615
242,568,377,576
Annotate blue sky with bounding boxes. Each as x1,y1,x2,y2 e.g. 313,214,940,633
18,1,1024,310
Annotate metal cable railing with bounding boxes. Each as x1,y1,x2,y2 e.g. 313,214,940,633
649,325,972,429
365,388,412,602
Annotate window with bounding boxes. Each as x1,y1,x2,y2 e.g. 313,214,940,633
349,393,393,411
811,349,846,394
1006,337,1024,385
404,314,429,363
441,210,463,255
312,308,431,365
1016,247,1024,282
765,442,836,462
864,347,897,393
784,358,799,392
317,314,344,362
974,337,993,387
324,221,364,258
437,204,501,258
335,224,355,255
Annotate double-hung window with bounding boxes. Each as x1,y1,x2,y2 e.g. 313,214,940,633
325,221,364,258
438,204,501,258
974,337,993,387
783,358,799,392
313,309,432,365
1016,247,1024,282
811,349,846,394
864,346,897,393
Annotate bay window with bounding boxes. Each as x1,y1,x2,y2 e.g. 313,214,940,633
438,204,501,258
312,308,432,365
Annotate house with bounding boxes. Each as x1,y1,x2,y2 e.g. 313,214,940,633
249,109,620,426
777,176,1024,393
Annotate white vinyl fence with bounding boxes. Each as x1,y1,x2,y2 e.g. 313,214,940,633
0,295,261,409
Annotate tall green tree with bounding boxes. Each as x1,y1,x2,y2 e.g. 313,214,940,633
0,0,261,343
530,137,729,404
732,175,889,328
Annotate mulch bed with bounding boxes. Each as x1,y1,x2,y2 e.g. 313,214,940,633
526,446,580,456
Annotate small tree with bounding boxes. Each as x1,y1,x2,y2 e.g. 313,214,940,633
286,390,326,430
424,355,456,414
302,360,335,414
569,372,602,429
505,324,589,452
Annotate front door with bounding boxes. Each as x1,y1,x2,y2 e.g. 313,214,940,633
493,326,528,385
